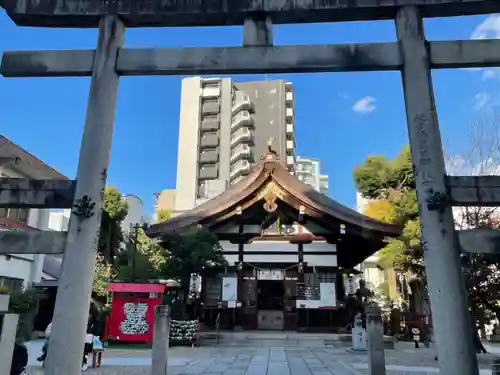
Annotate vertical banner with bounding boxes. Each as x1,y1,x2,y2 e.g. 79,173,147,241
222,277,238,307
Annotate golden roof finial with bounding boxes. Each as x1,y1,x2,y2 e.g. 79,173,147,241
261,136,279,161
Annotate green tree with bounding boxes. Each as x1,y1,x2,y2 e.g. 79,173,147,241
156,209,172,223
161,228,228,309
92,261,115,298
98,186,128,264
114,227,168,281
92,186,128,299
355,138,500,330
354,146,427,314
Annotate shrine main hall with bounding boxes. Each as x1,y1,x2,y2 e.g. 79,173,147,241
146,150,400,331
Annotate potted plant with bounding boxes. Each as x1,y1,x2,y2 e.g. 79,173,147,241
0,285,11,310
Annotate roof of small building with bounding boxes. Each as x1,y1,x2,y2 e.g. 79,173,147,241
0,136,68,180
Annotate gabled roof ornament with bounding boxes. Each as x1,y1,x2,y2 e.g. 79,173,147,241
261,137,279,161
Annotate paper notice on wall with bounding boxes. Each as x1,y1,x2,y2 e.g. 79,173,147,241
222,277,237,302
320,282,336,307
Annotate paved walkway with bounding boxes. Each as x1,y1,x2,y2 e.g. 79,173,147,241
26,346,361,375
24,341,500,375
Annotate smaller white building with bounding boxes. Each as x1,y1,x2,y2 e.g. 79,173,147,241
0,136,69,290
295,157,329,195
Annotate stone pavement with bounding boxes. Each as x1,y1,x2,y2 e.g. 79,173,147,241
25,346,361,375
24,342,500,375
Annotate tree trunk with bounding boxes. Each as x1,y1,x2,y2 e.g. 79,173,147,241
181,275,192,319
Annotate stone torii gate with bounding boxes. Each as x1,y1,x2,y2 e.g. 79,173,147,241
2,1,500,374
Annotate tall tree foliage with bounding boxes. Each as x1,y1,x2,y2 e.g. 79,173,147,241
92,186,128,299
161,228,227,307
114,227,168,281
354,145,423,278
156,209,172,223
98,186,128,264
354,118,500,325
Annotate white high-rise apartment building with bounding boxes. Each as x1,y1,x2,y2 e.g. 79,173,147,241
295,157,329,195
175,77,296,211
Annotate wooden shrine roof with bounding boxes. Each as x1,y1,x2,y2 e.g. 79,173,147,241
145,149,401,244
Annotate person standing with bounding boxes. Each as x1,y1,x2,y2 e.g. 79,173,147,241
82,314,97,371
37,322,52,363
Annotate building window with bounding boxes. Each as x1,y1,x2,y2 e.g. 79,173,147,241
0,276,23,292
0,207,29,224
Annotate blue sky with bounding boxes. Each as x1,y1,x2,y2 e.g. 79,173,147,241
1,11,500,216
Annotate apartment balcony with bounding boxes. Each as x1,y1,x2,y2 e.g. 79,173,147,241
286,90,293,104
230,160,251,180
201,117,220,132
201,101,220,114
286,123,294,138
231,110,253,132
286,140,294,150
286,155,295,167
230,144,253,163
201,86,220,98
199,149,219,164
200,132,219,148
230,128,253,147
232,95,253,114
198,163,219,180
286,107,294,121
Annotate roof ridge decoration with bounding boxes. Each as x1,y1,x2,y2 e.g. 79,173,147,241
261,137,279,162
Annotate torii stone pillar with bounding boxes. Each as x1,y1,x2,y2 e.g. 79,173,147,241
44,16,124,375
396,7,478,375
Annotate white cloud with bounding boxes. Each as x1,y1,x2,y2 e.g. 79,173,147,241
352,96,377,114
470,16,500,80
481,69,500,80
473,92,491,110
471,15,500,40
447,154,500,176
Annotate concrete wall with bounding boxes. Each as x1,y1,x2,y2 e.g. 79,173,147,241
48,210,70,232
176,77,202,211
154,189,177,221
235,80,291,165
219,78,233,183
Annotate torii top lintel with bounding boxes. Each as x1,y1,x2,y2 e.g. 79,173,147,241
145,149,401,242
2,0,499,28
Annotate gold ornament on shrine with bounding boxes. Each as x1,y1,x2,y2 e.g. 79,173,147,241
258,181,283,212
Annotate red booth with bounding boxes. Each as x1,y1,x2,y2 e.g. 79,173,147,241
106,282,166,343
